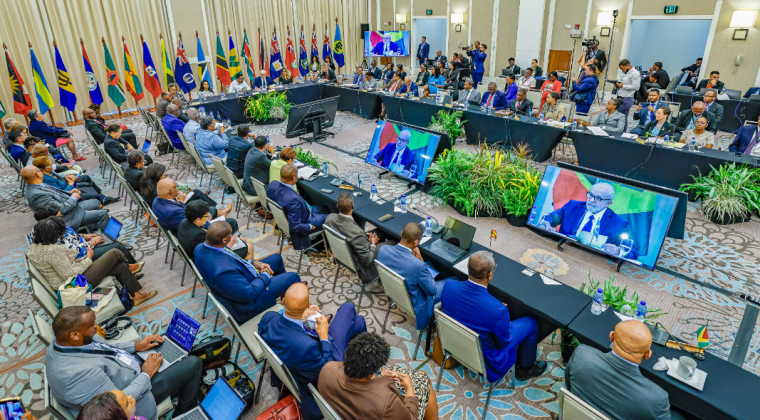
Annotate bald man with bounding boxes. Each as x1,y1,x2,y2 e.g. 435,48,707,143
83,107,137,147
258,283,366,420
31,143,82,175
171,98,189,123
194,221,302,324
674,101,717,140
565,321,680,420
396,76,419,97
152,177,234,235
156,91,172,119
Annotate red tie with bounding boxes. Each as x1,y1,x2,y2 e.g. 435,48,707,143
517,101,521,110
487,93,494,107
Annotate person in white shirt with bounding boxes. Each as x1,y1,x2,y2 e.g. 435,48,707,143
228,74,251,94
515,68,536,90
614,59,641,131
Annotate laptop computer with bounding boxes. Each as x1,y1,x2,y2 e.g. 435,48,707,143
137,309,200,373
176,378,246,420
141,139,151,153
96,217,123,247
698,88,718,95
502,69,513,76
424,216,476,263
749,94,760,103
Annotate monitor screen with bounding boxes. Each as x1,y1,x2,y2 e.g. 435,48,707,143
104,217,122,240
364,31,410,57
365,121,440,184
528,165,679,270
166,309,200,351
202,379,246,420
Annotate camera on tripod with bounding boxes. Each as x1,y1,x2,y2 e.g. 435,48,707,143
581,36,598,49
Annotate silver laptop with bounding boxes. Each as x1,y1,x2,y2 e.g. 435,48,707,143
176,378,246,420
137,309,200,373
96,217,123,247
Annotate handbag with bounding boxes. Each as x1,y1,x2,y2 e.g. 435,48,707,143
432,334,460,369
255,395,301,420
200,362,256,414
57,274,93,308
190,335,231,370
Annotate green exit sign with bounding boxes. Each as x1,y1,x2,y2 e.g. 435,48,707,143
664,5,678,14
426,9,433,15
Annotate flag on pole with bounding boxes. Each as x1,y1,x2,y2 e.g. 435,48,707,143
122,38,144,102
298,26,308,76
102,39,127,107
174,35,196,93
196,33,213,89
270,28,283,79
258,29,269,77
141,36,162,99
285,27,297,78
215,32,231,87
242,30,256,82
333,20,345,68
696,324,709,349
160,35,175,87
80,40,103,106
30,45,55,115
5,45,32,115
311,25,319,61
228,33,242,79
322,24,332,61
53,43,77,113
0,100,6,119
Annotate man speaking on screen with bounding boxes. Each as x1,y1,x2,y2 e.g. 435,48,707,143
371,129,415,175
539,183,638,260
371,32,401,56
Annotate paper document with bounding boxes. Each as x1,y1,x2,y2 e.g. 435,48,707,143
229,237,247,251
587,126,609,136
621,133,638,139
182,191,195,203
717,93,730,101
522,268,536,276
209,215,226,224
540,274,561,285
453,256,470,274
615,312,635,322
394,206,402,213
298,166,318,179
419,236,432,245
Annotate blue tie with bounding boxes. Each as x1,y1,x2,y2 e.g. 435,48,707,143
581,215,595,233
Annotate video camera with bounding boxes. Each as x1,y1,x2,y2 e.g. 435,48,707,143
581,36,598,49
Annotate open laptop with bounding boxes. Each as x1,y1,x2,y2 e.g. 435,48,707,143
137,309,200,373
424,216,476,263
749,94,760,103
141,139,151,153
176,378,246,420
502,69,513,77
96,217,123,246
698,88,718,95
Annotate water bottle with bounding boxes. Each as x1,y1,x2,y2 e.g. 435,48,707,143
435,91,442,105
226,119,232,130
572,120,578,131
687,141,695,152
370,184,378,200
591,288,604,315
424,217,433,237
221,91,226,100
357,173,363,189
199,106,206,117
722,86,726,94
216,112,222,121
407,90,411,98
663,134,670,144
540,112,545,123
400,195,408,213
267,136,272,146
321,162,329,177
634,301,647,321
487,105,493,115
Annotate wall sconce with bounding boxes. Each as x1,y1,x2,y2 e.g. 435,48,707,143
596,12,613,26
451,13,464,32
730,10,757,28
396,13,407,30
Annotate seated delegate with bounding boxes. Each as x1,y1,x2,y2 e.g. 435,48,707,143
371,129,415,174
515,68,536,90
30,142,82,176
589,98,626,133
680,116,714,148
641,107,675,139
538,71,562,110
9,128,33,165
702,90,723,130
630,89,668,135
729,115,760,155
182,109,201,144
152,177,234,235
242,135,275,196
104,125,152,166
28,109,84,161
124,151,147,192
396,76,419,97
161,104,186,150
253,70,276,89
225,124,255,181
32,156,117,205
480,82,507,111
456,79,481,105
228,73,251,93
195,116,229,165
178,200,246,261
357,71,377,90
83,107,137,148
696,70,724,92
504,88,534,116
268,146,296,194
537,91,565,120
673,102,716,141
76,390,143,420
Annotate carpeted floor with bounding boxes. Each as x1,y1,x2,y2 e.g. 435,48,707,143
1,106,758,420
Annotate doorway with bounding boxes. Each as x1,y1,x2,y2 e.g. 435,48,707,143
412,18,447,71
627,20,711,75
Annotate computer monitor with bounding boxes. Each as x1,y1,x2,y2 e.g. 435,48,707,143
528,165,679,270
201,378,247,420
285,97,339,140
699,88,718,95
440,216,476,251
364,120,445,184
364,31,410,57
166,309,200,352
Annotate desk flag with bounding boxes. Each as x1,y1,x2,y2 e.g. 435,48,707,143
285,26,297,78
141,36,162,99
298,26,308,76
490,230,497,248
311,25,319,61
174,35,196,93
30,45,55,115
258,29,269,77
228,32,242,79
696,324,709,349
102,39,127,107
80,40,103,106
242,30,255,82
196,33,213,89
0,99,7,119
160,35,175,86
122,38,144,102
322,24,332,62
215,31,231,87
270,28,283,79
54,43,77,113
333,20,344,68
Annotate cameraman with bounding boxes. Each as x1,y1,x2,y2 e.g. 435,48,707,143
465,41,480,72
615,59,641,131
580,38,607,73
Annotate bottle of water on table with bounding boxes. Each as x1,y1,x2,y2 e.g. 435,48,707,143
199,107,206,117
321,162,329,177
539,112,545,123
424,216,433,237
634,301,647,321
572,119,578,131
687,139,695,152
400,195,408,213
226,119,232,130
591,288,604,315
435,91,442,105
370,184,378,201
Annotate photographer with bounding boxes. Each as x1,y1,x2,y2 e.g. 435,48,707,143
580,38,607,72
465,41,480,72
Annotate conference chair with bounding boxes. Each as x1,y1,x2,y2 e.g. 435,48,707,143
175,131,196,170
663,75,680,94
558,100,576,120
189,261,213,317
28,307,139,346
115,175,144,224
0,147,24,194
434,305,515,420
210,155,234,204
136,107,157,143
29,273,124,323
224,166,259,227
557,387,612,420
676,86,693,95
267,198,323,273
254,332,301,404
143,201,171,252
250,177,273,234
157,120,179,167
84,130,107,174
165,231,184,270
307,383,343,420
526,90,543,112
187,142,217,187
662,101,681,124
323,225,379,309
744,120,759,126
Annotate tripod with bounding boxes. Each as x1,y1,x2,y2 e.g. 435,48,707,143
598,14,619,104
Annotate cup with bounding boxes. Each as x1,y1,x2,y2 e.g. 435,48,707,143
676,356,696,379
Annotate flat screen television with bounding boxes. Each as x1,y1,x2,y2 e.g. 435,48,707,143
364,31,410,57
285,97,339,138
365,121,442,184
528,165,679,270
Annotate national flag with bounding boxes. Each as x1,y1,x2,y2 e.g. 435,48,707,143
322,24,332,61
215,32,231,87
30,46,55,115
54,44,77,113
696,325,709,349
228,33,242,79
333,21,345,68
311,25,319,61
160,36,175,87
242,30,256,81
258,29,269,77
285,26,297,78
174,36,197,93
102,40,127,107
298,27,308,76
80,40,103,106
0,99,6,119
122,39,144,101
270,29,283,79
196,35,213,89
141,38,162,98
491,230,497,240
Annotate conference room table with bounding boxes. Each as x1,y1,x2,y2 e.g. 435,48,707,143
319,84,383,120
668,92,760,133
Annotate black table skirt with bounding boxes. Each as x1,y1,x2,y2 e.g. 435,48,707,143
195,83,321,125
320,85,383,120
668,93,760,133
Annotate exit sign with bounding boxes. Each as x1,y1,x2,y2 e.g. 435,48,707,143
426,9,433,15
664,5,678,14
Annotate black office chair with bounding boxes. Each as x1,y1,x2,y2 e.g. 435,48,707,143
676,86,694,95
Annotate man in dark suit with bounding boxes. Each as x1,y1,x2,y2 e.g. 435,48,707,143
729,115,760,154
320,64,337,83
630,89,669,135
506,88,534,116
432,50,446,67
480,82,508,110
258,283,366,420
396,77,418,97
565,321,680,420
372,129,415,173
696,70,724,92
253,70,276,89
505,57,520,76
471,44,487,89
171,98,189,123
371,32,400,56
674,102,716,140
369,60,382,80
156,91,171,119
539,182,639,260
242,136,275,196
178,200,244,260
195,221,302,324
415,64,429,86
124,151,146,192
702,90,723,130
152,178,233,235
226,125,255,180
416,36,429,66
83,108,137,147
441,251,545,383
8,129,31,165
350,66,365,85
586,39,607,72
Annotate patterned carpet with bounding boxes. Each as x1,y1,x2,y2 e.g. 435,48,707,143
1,107,758,420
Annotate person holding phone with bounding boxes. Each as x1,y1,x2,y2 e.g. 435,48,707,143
0,399,37,420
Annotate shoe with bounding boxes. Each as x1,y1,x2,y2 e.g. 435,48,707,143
131,261,145,274
101,196,120,205
134,290,157,306
225,186,235,194
515,361,547,381
135,273,145,280
258,209,273,219
74,156,87,161
306,250,327,258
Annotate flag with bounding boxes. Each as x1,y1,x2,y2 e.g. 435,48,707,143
322,24,332,61
196,35,213,89
81,41,103,106
242,30,256,81
160,36,175,87
174,37,196,93
54,44,77,113
30,46,55,115
122,40,144,101
258,29,269,77
228,34,242,79
0,99,6,119
102,41,127,107
333,22,345,68
696,325,709,349
298,27,308,76
142,39,162,98
270,29,283,79
215,33,231,87
491,230,497,240
311,26,319,61
285,27,297,78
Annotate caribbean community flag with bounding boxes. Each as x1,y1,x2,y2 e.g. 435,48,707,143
174,36,197,93
311,25,319,61
270,29,283,79
102,40,127,107
298,26,308,76
228,33,242,79
333,21,345,68
285,26,297,78
258,29,269,77
196,34,213,89
215,32,231,87
141,38,162,99
5,46,31,114
322,24,332,61
122,39,144,101
160,35,175,87
30,46,55,115
80,40,103,106
54,44,77,112
242,30,256,81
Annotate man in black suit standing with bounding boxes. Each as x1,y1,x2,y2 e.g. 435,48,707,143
124,151,147,192
506,88,534,116
226,125,255,180
585,39,607,72
242,135,275,196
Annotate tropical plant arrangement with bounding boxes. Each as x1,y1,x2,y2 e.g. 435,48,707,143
244,91,292,121
428,109,466,147
293,146,337,172
680,163,759,224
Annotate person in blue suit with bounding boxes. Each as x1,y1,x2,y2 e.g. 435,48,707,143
503,74,518,103
161,105,186,150
729,115,760,154
441,251,546,383
416,36,429,66
571,65,599,114
350,66,365,85
471,44,487,89
539,182,639,260
253,69,276,89
369,60,383,81
743,86,760,98
371,32,401,56
480,82,508,110
630,89,668,135
396,77,418,96
371,129,415,173
195,221,302,324
28,109,84,160
258,283,366,420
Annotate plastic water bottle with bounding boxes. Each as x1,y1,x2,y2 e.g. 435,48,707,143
321,162,329,177
400,195,408,213
424,217,433,237
226,119,232,130
591,288,604,315
357,173,363,189
634,301,647,321
572,119,578,131
435,91,442,105
663,134,670,144
540,112,545,123
687,140,695,152
487,105,493,115
370,184,378,201
199,107,206,117
267,136,272,146
216,112,222,121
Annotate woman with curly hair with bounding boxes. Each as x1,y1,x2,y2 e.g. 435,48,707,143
76,390,144,420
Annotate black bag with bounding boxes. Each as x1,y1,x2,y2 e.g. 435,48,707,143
190,335,232,370
200,361,255,413
120,288,134,312
156,141,170,155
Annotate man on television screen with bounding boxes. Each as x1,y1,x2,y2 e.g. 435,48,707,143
371,129,415,174
539,183,638,259
371,32,401,56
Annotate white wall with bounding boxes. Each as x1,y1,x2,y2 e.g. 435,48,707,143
413,18,448,60
514,0,546,69
627,19,712,75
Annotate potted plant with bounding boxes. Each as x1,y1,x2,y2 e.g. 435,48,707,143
429,109,466,147
244,91,292,124
501,167,541,226
680,163,758,224
293,146,337,172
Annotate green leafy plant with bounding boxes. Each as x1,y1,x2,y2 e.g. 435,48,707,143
579,270,666,323
680,163,758,223
293,146,337,171
429,109,466,147
244,91,292,121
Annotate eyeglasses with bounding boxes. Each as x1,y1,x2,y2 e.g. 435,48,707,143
587,192,611,202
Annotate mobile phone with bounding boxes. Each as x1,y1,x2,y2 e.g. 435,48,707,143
65,160,76,167
0,397,25,420
141,140,151,153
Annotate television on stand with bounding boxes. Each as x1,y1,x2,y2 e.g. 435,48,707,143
285,97,339,143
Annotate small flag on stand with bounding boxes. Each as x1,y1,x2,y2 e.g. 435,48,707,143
490,230,497,248
696,323,709,349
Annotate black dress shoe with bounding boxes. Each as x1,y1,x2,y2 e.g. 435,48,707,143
135,273,145,280
101,196,121,205
515,361,547,381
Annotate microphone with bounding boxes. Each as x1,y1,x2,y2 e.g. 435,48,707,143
649,322,704,360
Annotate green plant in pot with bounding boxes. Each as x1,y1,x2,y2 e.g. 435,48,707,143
429,109,465,147
680,163,758,224
293,146,337,172
244,91,292,122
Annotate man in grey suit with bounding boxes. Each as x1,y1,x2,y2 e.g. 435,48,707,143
358,71,377,90
21,166,109,231
46,307,202,419
242,135,275,196
565,320,683,420
456,79,481,106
